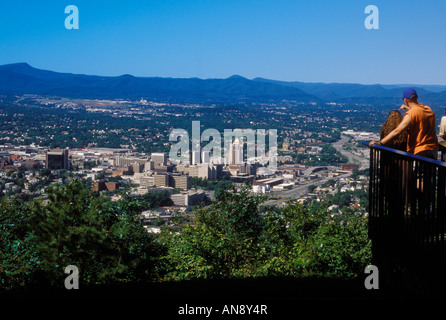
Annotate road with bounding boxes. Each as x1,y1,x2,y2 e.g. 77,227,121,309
262,135,367,206
263,171,352,206
332,134,369,170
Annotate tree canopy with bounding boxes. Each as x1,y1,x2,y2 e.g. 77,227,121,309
1,180,163,292
1,180,371,294
159,183,371,281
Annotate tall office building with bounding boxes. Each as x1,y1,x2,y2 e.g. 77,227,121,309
46,149,70,170
229,138,244,165
201,150,210,164
191,150,200,165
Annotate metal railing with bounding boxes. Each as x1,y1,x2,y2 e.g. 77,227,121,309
363,141,446,291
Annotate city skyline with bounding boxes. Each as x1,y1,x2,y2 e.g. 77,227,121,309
1,1,446,85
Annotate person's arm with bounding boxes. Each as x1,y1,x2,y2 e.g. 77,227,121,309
369,115,411,147
399,104,409,111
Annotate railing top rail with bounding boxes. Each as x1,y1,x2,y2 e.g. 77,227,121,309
361,141,446,168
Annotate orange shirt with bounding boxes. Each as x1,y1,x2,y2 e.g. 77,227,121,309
404,104,438,154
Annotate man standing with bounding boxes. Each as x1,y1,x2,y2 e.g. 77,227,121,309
369,88,438,160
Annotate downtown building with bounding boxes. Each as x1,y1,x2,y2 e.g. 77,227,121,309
171,190,207,207
45,149,70,170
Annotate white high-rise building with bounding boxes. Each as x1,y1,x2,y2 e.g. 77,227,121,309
201,150,210,164
229,137,244,165
191,150,200,165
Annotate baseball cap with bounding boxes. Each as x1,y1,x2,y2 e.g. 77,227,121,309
403,88,418,100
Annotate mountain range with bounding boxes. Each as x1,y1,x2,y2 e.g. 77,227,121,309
1,63,445,105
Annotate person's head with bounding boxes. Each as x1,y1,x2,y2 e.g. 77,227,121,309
402,88,418,106
380,109,407,151
384,110,403,128
381,110,403,137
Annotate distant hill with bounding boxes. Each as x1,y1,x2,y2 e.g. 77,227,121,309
253,77,446,105
0,63,445,105
0,63,317,103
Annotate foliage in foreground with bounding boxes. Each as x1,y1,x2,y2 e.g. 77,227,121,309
0,181,371,292
159,183,371,281
0,180,162,292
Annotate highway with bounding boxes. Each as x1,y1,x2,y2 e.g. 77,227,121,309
263,171,352,206
262,135,368,206
332,134,369,170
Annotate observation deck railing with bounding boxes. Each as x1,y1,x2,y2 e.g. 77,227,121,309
363,141,446,292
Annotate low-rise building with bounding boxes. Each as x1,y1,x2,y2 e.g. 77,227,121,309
171,190,207,207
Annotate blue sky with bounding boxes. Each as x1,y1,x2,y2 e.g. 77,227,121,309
1,0,445,84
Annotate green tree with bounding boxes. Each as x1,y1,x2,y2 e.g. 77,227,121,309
0,180,164,292
27,180,163,288
307,184,317,193
160,184,372,281
0,198,39,291
311,213,371,278
160,184,267,280
39,168,51,177
1,180,372,292
140,190,173,209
